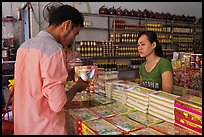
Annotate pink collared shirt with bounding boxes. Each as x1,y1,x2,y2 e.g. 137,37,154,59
14,31,68,135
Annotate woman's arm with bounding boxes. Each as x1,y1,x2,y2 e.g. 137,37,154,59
162,71,173,93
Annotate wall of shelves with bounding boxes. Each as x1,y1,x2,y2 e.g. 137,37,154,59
74,13,202,78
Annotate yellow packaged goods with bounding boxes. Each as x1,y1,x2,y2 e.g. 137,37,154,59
175,115,202,135
174,107,202,126
149,121,195,135
123,111,163,126
82,118,123,135
149,91,180,104
128,127,165,135
174,94,202,116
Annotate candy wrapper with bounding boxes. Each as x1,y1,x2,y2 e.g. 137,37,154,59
75,65,97,81
150,121,195,135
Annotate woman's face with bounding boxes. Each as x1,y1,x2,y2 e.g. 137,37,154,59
137,34,155,58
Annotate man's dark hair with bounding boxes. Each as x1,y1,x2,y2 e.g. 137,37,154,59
49,5,84,28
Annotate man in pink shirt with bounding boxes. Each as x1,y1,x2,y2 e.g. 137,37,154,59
14,5,89,135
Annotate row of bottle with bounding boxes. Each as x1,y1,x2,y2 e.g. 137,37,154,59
130,58,145,70
116,45,138,56
172,27,193,33
172,37,194,43
94,61,129,71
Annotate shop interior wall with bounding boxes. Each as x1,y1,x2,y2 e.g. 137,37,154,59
2,2,202,38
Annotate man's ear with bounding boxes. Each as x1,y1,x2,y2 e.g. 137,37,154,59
63,20,72,32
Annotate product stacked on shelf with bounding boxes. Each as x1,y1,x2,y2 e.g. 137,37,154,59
110,80,138,105
126,86,156,113
90,104,117,118
174,94,202,135
171,52,202,97
94,69,119,96
149,121,196,135
148,91,180,123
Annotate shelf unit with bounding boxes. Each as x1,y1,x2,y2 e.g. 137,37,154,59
74,13,200,75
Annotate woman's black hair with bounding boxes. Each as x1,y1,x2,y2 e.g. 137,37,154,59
48,5,84,28
137,31,163,57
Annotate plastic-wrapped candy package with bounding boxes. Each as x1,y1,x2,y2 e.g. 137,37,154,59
68,108,100,121
106,102,137,115
90,105,116,118
128,127,165,135
150,121,196,135
82,118,123,135
123,111,163,126
106,115,145,133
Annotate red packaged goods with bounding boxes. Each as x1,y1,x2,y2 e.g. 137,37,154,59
82,118,123,135
2,109,14,135
128,127,165,135
123,111,163,126
150,121,194,135
175,115,202,135
106,115,145,134
174,107,202,126
174,94,202,116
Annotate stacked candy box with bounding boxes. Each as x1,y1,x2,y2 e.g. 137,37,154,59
123,110,163,127
66,107,100,135
81,118,124,135
106,102,137,115
105,115,146,134
149,121,196,135
126,86,158,113
174,94,202,135
90,105,117,118
128,127,165,135
148,91,180,123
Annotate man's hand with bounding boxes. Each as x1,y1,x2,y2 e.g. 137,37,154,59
67,67,75,81
75,77,90,92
